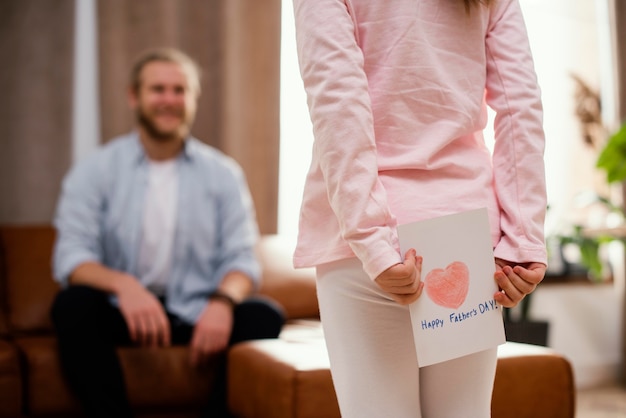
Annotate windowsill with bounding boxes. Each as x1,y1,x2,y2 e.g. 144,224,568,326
542,273,614,285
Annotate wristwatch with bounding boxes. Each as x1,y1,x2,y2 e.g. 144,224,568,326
208,289,238,309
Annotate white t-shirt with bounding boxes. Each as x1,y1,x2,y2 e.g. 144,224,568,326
137,159,178,296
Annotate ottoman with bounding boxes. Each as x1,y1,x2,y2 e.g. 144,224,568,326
228,320,575,418
228,321,338,418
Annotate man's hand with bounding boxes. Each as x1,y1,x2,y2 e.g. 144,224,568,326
493,258,546,308
69,262,171,347
189,299,234,367
115,274,171,347
374,249,424,305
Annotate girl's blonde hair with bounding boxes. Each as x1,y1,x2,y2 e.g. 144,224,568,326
464,0,493,13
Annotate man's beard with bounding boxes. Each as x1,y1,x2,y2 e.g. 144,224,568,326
136,106,192,142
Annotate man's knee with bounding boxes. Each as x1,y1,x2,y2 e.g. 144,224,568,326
50,285,110,330
231,297,285,344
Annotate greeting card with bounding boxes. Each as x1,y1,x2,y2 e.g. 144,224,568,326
397,208,505,367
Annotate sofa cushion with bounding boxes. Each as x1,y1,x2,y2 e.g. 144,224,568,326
257,235,318,320
0,339,22,418
118,344,214,410
0,225,59,334
14,336,218,416
14,336,81,416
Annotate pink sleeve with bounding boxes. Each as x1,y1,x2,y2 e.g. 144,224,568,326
293,0,401,279
485,0,548,265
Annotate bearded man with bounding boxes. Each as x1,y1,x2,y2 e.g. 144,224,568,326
50,48,284,418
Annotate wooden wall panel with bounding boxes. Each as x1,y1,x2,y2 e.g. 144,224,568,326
98,0,281,234
0,0,75,224
97,0,223,146
222,0,281,234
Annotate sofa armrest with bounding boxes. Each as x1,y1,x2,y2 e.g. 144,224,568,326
0,225,59,334
257,235,319,320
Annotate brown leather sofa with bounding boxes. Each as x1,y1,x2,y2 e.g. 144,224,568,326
0,225,575,418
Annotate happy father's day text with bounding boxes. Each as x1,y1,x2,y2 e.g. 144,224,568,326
420,299,499,330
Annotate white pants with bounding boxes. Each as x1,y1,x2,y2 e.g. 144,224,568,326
316,257,497,418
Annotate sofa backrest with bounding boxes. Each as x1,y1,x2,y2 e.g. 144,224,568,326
0,225,59,335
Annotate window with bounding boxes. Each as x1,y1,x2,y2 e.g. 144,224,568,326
279,0,610,242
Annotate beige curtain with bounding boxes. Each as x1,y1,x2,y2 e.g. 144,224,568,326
97,0,281,234
0,0,75,224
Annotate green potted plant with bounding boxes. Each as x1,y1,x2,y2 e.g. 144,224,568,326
557,122,626,282
597,122,626,183
503,291,549,346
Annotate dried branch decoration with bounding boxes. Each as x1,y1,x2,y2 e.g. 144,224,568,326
571,73,608,152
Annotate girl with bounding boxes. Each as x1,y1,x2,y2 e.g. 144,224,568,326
292,0,547,416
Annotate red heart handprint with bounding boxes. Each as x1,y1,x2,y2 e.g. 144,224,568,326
425,261,470,309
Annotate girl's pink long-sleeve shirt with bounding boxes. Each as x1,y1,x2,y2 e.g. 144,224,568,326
292,0,547,280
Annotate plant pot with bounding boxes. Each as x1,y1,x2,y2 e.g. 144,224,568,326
504,319,550,346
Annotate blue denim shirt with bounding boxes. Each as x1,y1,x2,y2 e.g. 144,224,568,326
52,132,261,324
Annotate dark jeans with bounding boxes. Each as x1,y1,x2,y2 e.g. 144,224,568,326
50,286,285,418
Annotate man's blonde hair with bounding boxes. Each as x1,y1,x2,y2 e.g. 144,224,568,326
130,48,201,96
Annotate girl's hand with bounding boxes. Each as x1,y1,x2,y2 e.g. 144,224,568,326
493,259,546,308
375,249,424,305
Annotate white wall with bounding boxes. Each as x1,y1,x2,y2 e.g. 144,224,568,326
531,281,624,388
278,0,313,237
72,0,100,162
